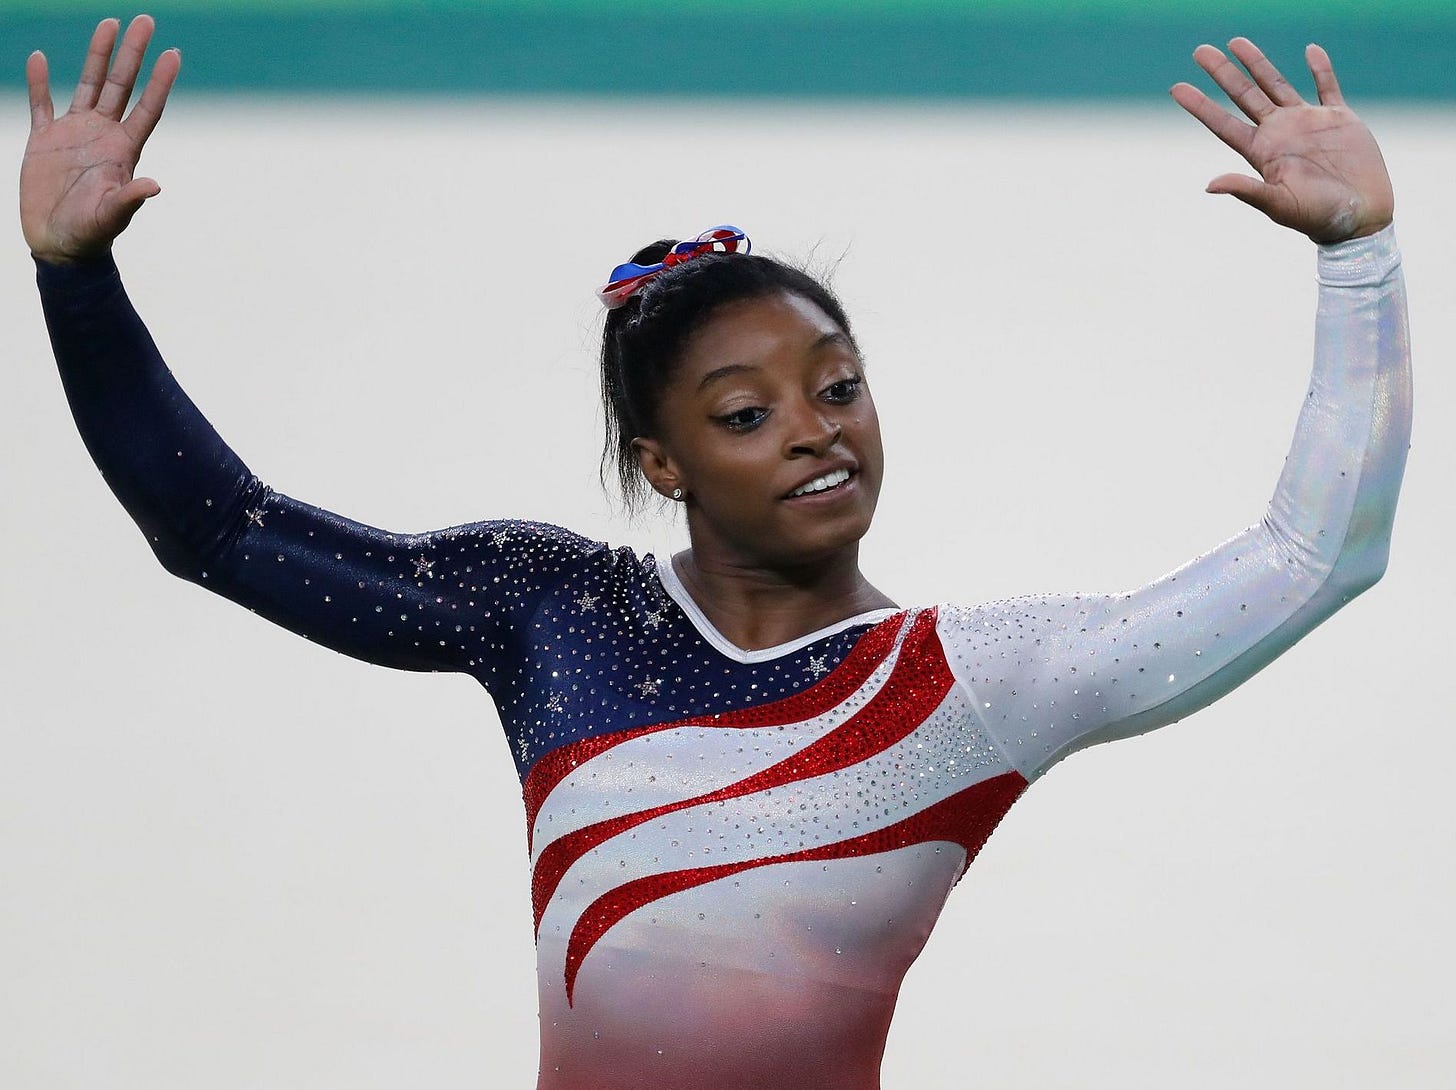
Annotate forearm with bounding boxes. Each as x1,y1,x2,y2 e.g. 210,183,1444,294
1272,224,1410,596
37,256,460,672
37,253,265,575
953,227,1411,779
36,260,605,676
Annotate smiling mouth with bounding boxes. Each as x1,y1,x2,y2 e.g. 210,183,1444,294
787,467,853,498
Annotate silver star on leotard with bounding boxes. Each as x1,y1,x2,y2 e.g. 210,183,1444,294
412,555,434,578
635,676,663,698
644,609,666,629
243,507,266,528
575,591,599,613
808,654,830,679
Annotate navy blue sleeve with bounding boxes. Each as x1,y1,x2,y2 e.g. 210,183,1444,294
37,254,603,676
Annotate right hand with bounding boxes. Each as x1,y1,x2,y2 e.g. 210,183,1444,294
20,15,180,265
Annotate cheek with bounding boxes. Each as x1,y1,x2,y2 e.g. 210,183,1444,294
852,403,885,463
679,434,775,502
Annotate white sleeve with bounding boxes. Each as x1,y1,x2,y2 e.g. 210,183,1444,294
941,225,1411,782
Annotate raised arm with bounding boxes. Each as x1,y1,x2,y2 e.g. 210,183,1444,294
24,18,601,677
943,41,1411,779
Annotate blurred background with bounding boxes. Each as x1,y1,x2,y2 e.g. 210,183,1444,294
3,3,1453,1089
5,0,1456,97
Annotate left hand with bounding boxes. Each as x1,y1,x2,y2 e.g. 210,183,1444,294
1171,38,1393,244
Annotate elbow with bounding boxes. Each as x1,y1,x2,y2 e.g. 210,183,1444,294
145,524,224,585
137,480,269,584
149,534,205,582
1325,536,1391,603
1332,566,1384,604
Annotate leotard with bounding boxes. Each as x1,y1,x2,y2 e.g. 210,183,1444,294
37,229,1410,1090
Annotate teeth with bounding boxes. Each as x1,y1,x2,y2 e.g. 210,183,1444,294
790,468,851,497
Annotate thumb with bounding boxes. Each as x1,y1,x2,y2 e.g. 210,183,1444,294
1205,172,1277,214
98,176,161,235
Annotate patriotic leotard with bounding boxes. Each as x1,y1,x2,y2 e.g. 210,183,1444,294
38,228,1409,1090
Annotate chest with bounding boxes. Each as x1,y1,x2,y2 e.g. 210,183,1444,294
524,609,1028,1008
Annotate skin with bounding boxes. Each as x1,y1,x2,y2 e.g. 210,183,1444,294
20,17,1395,647
633,292,896,651
20,17,179,265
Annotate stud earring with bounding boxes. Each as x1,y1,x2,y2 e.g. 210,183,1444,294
671,488,684,501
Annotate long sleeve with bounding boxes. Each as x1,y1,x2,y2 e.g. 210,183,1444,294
941,226,1411,781
38,254,604,677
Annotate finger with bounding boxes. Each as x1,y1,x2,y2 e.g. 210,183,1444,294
98,176,161,235
70,17,120,112
26,51,54,130
1227,37,1304,107
122,48,181,145
96,14,156,120
1193,42,1276,122
1205,172,1279,215
1170,82,1255,160
1306,43,1345,107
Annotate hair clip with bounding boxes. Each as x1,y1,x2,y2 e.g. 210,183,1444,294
597,226,751,309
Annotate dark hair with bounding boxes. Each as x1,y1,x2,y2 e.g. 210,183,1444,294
600,240,858,509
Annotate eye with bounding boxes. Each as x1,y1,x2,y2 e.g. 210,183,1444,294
822,375,864,404
716,406,769,432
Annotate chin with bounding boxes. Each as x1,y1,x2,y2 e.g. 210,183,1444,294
770,507,878,568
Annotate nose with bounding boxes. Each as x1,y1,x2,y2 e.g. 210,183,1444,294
785,403,842,459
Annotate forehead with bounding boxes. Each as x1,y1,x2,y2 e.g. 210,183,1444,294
675,292,853,383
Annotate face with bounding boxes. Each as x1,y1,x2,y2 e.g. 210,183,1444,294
634,291,884,571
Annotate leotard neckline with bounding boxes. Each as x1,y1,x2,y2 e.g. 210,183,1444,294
654,555,901,664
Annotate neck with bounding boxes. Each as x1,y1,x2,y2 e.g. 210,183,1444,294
671,545,897,653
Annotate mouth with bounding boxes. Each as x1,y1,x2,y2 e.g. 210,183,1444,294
786,466,855,499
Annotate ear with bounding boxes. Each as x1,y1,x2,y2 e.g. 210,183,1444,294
632,436,685,501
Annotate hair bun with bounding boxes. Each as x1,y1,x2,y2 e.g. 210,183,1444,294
630,239,678,266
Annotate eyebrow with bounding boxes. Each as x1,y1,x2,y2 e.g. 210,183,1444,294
695,333,856,392
696,362,759,392
813,331,856,353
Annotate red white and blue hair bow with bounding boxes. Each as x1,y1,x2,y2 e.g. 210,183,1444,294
597,225,751,309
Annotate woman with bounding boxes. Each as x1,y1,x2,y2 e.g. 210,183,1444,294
22,15,1409,1090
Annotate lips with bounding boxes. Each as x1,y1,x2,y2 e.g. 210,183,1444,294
786,466,854,499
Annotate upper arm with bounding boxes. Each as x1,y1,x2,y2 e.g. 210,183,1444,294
943,520,1339,779
180,488,602,677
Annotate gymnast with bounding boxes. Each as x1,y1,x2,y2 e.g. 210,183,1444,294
22,15,1409,1089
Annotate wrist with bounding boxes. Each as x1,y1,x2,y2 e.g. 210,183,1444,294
29,242,112,268
34,249,121,296
1316,223,1399,287
1307,188,1395,245
1314,217,1393,245
31,251,79,268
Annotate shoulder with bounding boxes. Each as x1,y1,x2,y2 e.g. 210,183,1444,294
423,519,633,569
930,594,1122,677
413,518,653,610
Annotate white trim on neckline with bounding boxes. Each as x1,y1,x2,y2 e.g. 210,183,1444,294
653,557,900,664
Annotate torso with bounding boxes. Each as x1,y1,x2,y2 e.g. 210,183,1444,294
506,552,1027,1090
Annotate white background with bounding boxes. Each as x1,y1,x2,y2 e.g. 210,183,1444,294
3,93,1453,1088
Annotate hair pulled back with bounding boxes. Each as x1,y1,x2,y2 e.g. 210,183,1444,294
600,240,857,510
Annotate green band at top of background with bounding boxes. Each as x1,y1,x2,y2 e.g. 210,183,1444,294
6,1,1453,14
5,4,1454,99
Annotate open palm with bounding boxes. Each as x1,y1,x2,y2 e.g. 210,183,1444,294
1171,39,1393,243
21,15,180,265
